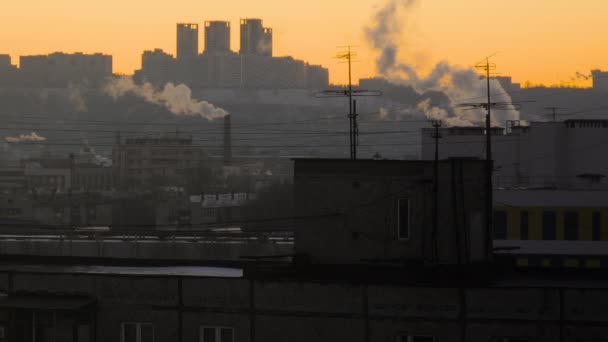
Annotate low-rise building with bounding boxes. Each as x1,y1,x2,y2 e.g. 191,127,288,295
421,120,608,190
112,134,204,190
1,159,608,342
294,158,490,265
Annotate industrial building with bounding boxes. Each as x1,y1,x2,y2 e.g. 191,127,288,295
176,23,199,60
421,119,608,190
112,133,204,190
421,120,608,269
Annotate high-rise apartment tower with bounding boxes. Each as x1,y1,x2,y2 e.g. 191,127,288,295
239,19,272,56
204,21,231,53
177,23,199,59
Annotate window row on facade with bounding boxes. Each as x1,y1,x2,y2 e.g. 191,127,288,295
494,208,605,241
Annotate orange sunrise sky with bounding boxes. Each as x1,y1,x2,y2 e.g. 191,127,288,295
1,0,608,87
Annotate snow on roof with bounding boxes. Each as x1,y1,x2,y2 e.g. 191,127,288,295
0,264,243,278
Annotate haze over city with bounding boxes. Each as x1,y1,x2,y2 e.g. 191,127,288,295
2,1,608,341
3,0,608,86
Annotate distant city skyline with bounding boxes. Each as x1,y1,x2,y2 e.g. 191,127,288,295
2,0,608,86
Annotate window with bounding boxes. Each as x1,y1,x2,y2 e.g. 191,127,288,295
520,210,529,240
121,322,154,342
564,211,579,240
593,211,601,241
493,211,507,239
397,198,410,240
542,211,556,240
77,325,91,342
200,326,234,342
491,338,531,342
399,335,435,342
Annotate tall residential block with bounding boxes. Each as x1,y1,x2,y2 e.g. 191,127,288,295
240,19,272,56
204,21,231,53
177,23,199,59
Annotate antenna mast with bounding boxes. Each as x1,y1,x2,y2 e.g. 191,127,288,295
315,46,381,160
478,55,495,261
337,46,357,159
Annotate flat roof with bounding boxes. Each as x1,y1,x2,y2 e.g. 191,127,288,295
0,264,243,278
494,240,608,256
495,189,608,207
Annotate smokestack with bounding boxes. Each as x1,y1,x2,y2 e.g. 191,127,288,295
224,115,232,165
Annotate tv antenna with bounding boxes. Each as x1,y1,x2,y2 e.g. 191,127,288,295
544,107,569,122
315,46,381,159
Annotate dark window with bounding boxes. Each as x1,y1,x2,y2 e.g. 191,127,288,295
493,211,507,239
400,336,435,342
122,323,137,342
397,198,410,240
542,211,557,240
121,322,153,342
202,327,215,342
528,257,541,267
593,212,602,241
520,211,529,240
564,211,579,240
220,328,233,342
87,205,97,221
140,324,153,342
200,326,234,342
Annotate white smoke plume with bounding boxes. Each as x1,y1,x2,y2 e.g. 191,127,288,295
80,134,112,167
257,38,273,56
67,83,87,112
104,77,228,120
5,132,47,143
365,0,519,126
417,99,474,127
93,154,112,167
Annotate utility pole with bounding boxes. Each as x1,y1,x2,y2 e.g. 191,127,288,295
480,57,494,261
431,120,442,262
347,47,354,158
315,46,381,160
353,99,359,159
544,107,567,123
548,107,557,122
340,46,356,159
69,153,75,229
456,56,524,261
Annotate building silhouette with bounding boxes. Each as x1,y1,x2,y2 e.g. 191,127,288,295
0,54,19,86
18,52,111,87
112,133,204,190
204,21,231,54
176,23,199,60
591,69,608,91
239,18,272,56
141,48,174,85
136,20,328,89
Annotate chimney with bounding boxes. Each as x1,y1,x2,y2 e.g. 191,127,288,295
224,115,232,165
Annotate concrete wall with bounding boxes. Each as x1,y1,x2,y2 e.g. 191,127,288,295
422,121,608,190
294,159,488,264
3,270,608,341
0,239,293,262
